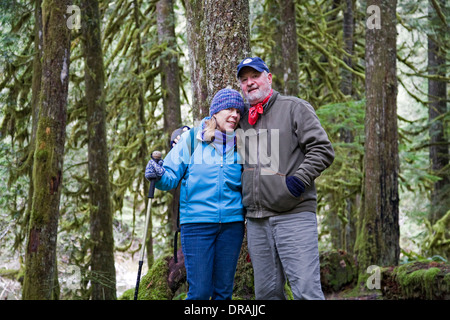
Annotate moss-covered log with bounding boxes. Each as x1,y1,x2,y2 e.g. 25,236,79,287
381,261,450,300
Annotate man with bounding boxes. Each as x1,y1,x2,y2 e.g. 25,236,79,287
236,57,334,300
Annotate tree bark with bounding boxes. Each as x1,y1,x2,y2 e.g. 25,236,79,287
277,0,299,96
204,0,251,98
355,0,400,271
184,0,209,122
185,0,251,118
427,0,449,225
341,0,357,254
157,0,182,237
341,0,355,97
81,0,117,300
26,0,44,237
22,0,71,300
157,0,182,140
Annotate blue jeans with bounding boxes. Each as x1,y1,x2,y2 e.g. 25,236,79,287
181,222,244,300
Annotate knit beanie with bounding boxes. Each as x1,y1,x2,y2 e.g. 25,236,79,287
209,88,245,117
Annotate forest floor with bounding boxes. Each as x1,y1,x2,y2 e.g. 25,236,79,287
325,291,382,300
2,249,384,300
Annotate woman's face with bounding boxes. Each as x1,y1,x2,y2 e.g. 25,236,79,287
214,108,241,132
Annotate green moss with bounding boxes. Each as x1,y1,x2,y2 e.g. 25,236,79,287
0,269,19,280
136,256,172,300
119,288,134,300
320,250,357,293
35,149,48,161
385,262,450,299
119,256,173,300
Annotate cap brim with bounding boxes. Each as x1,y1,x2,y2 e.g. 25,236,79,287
237,65,266,77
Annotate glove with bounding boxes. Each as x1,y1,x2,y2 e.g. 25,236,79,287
145,158,165,180
286,176,305,197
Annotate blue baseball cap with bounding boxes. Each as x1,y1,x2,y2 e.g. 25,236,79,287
236,57,270,78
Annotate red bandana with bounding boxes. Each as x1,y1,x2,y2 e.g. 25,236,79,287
248,89,273,125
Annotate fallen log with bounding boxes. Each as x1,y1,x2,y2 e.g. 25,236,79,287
381,261,450,300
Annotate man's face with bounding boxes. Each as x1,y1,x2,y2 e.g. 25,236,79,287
238,67,272,105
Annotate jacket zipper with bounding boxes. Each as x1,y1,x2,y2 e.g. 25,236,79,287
219,155,223,223
255,128,262,215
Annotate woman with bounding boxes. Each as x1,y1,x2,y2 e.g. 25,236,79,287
145,88,245,300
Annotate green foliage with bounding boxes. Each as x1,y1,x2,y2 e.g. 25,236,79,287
315,100,365,251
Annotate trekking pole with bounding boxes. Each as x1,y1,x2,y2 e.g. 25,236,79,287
134,151,161,301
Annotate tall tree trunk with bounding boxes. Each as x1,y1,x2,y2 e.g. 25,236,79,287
355,0,400,271
204,0,251,97
341,0,357,254
184,0,209,122
157,0,182,140
131,0,154,269
277,0,299,96
81,0,117,300
185,0,250,120
26,0,43,236
427,0,449,225
341,0,355,97
22,0,71,300
157,0,182,237
263,0,284,92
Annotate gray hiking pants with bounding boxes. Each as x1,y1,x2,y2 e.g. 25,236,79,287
247,212,325,300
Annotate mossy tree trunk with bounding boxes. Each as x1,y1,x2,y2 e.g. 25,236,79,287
355,0,400,271
204,0,251,97
157,0,182,141
81,0,117,300
157,0,182,238
277,0,299,97
22,0,71,300
26,0,44,234
338,0,358,254
184,0,209,122
186,0,251,119
427,0,449,225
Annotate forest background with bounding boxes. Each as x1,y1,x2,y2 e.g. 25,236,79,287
0,0,448,300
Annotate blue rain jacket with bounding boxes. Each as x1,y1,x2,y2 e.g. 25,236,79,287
155,123,244,225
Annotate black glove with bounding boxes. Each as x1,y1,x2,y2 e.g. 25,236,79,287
286,176,305,197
